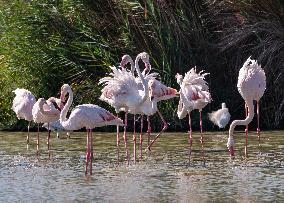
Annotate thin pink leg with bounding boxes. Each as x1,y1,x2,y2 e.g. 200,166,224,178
245,102,248,157
85,129,90,175
90,129,93,175
27,121,30,145
147,116,151,146
47,123,50,150
188,112,193,163
133,115,137,163
148,109,168,151
123,112,129,165
256,101,261,146
37,123,40,154
140,114,144,159
200,111,205,164
116,114,120,164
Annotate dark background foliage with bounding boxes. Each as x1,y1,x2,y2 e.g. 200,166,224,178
0,0,283,131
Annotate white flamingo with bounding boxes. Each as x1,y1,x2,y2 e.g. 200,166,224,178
99,52,150,164
32,97,61,151
208,103,231,129
12,88,36,145
176,67,211,163
227,57,266,157
59,84,123,175
42,120,71,139
120,54,178,161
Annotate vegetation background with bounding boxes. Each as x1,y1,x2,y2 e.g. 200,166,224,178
0,0,283,131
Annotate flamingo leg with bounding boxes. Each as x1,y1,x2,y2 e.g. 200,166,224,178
90,129,93,175
47,123,50,150
148,109,168,151
85,129,90,175
147,116,151,146
116,114,120,165
123,112,129,165
245,102,248,157
133,115,137,163
37,123,40,154
188,112,193,163
256,101,261,146
27,121,30,145
140,114,144,160
200,111,205,165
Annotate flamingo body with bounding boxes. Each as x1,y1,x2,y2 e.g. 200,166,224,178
208,103,231,128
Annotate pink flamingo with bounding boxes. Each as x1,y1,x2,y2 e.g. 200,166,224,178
59,84,123,175
32,97,61,151
120,54,178,161
176,67,211,163
99,52,150,164
12,88,36,145
208,103,231,129
227,57,266,157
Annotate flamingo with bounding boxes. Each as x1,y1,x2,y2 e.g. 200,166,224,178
208,103,231,129
59,84,123,175
32,97,61,151
227,57,266,157
176,67,211,163
12,88,36,145
99,52,150,164
120,54,179,160
42,120,71,139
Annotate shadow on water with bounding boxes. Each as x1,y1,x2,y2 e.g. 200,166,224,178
0,130,283,202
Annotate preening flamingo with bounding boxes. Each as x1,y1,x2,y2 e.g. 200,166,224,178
208,103,231,128
120,54,178,161
99,52,150,164
32,97,61,151
227,57,266,157
12,88,36,145
176,67,211,163
59,84,123,175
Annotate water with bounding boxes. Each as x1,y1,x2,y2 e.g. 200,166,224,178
0,130,283,202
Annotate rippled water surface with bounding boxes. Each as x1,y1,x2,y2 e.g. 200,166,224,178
0,130,283,202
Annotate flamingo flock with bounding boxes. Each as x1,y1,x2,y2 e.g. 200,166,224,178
11,53,266,175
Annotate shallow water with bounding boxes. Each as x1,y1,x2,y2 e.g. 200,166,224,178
0,130,283,202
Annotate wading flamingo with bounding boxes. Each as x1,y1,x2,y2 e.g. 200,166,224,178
208,103,231,128
227,57,266,157
120,54,178,161
176,67,211,163
12,88,36,145
59,84,123,175
32,97,61,151
99,52,150,164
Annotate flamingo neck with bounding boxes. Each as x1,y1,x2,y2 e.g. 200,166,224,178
60,89,73,128
135,54,148,105
228,100,254,139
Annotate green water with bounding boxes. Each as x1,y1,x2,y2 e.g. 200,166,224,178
0,130,283,202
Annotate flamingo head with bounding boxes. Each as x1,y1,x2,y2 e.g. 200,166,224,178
243,56,259,70
60,84,71,108
140,52,151,72
120,54,132,69
175,73,183,85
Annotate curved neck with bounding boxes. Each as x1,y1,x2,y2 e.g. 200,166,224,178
60,89,73,128
228,100,254,138
129,59,135,76
135,54,148,104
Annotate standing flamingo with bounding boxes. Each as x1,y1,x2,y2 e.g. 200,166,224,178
227,57,266,157
59,84,123,175
12,88,36,145
99,52,150,164
120,54,179,160
175,67,211,163
32,97,61,151
208,103,231,129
